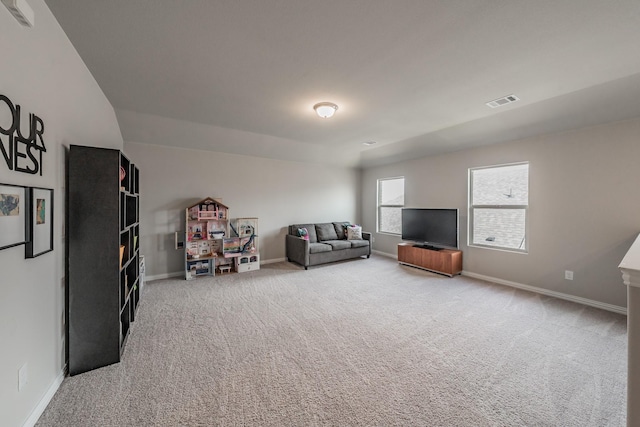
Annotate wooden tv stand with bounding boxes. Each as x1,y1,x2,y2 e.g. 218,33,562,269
397,243,462,277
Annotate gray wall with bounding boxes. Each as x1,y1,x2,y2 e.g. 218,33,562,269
124,142,360,279
362,117,640,308
0,1,123,426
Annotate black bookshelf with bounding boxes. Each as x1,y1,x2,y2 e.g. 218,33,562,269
67,145,140,375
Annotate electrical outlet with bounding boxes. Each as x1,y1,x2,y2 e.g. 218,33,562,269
565,270,574,280
18,363,28,391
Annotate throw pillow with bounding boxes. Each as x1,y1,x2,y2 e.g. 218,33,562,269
297,227,309,240
346,225,362,240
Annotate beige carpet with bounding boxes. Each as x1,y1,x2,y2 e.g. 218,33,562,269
37,256,627,426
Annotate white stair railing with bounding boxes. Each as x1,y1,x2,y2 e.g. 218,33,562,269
619,233,640,427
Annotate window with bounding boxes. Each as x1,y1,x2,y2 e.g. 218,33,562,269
377,177,405,234
469,163,529,252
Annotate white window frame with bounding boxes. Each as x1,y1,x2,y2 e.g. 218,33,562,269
377,176,405,235
468,162,529,253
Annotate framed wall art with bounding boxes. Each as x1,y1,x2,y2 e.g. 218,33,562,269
25,187,53,258
0,183,29,251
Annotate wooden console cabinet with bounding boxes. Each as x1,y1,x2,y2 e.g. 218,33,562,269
397,243,462,277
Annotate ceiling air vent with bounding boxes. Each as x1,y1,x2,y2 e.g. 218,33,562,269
486,94,520,109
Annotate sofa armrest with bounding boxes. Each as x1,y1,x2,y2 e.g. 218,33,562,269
362,232,372,255
286,234,309,267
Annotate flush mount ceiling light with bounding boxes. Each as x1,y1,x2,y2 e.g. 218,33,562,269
313,102,338,118
362,141,377,146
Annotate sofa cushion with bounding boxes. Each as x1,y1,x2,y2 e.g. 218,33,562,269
333,222,350,240
349,239,369,248
309,242,332,254
292,223,318,243
322,240,351,250
316,223,338,241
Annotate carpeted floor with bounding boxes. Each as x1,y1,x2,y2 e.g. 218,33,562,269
37,256,627,426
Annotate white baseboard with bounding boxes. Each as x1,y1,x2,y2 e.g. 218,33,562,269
462,271,627,315
262,257,286,264
372,250,397,259
23,366,66,427
371,250,626,315
145,271,184,282
146,254,626,314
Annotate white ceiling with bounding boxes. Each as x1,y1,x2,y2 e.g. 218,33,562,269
45,0,640,168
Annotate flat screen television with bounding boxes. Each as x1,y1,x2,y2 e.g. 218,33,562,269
401,208,458,250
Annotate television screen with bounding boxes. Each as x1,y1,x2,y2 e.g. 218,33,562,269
401,208,458,249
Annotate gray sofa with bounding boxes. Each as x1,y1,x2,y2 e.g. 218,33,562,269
286,222,371,270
